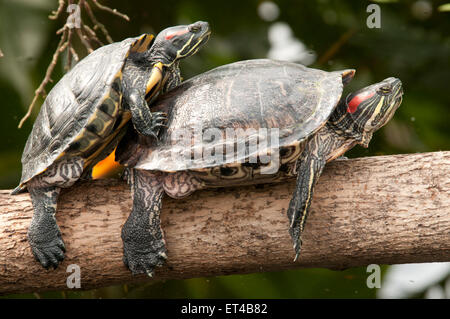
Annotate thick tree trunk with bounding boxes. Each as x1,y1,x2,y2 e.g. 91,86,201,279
0,151,449,295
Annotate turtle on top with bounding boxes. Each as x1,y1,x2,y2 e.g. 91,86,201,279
115,59,403,276
12,22,211,269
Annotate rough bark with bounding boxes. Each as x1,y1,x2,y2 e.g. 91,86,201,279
0,151,449,295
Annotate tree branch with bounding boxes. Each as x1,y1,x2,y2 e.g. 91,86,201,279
1,152,449,295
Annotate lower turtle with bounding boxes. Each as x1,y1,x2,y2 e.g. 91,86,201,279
12,22,211,269
116,59,403,276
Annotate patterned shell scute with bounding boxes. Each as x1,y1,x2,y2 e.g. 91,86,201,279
135,59,346,171
19,36,138,184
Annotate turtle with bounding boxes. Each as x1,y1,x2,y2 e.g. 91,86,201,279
116,58,403,276
12,21,211,269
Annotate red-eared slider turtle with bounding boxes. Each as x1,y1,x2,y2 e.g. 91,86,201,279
117,59,403,276
12,22,211,269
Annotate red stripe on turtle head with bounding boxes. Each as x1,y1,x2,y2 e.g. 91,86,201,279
347,91,375,113
165,28,189,40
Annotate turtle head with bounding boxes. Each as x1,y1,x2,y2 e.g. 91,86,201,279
344,77,403,147
149,21,210,67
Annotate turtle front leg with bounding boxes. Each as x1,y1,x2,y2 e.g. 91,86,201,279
287,142,326,261
122,169,167,276
127,90,167,140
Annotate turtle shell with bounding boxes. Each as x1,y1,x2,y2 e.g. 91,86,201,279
130,59,353,172
17,35,149,188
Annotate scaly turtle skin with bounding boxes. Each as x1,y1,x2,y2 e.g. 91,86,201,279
12,22,210,270
117,59,403,276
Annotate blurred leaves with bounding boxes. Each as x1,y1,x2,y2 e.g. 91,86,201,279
370,0,399,3
0,0,53,110
438,3,450,11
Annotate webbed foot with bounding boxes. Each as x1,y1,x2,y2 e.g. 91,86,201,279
28,216,66,269
122,225,167,276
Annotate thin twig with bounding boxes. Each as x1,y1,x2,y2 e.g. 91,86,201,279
49,0,65,20
75,26,94,53
18,30,68,128
83,24,104,46
317,28,357,66
91,0,130,21
70,47,79,63
65,28,73,71
83,0,113,43
59,37,69,53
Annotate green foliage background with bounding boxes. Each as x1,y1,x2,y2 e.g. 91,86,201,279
0,0,449,298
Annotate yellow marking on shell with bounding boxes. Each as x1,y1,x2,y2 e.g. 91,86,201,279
115,69,123,80
100,94,119,117
85,70,124,139
218,166,248,180
88,107,117,137
102,72,123,118
130,34,155,53
113,70,123,96
145,62,163,96
64,94,130,170
71,129,101,155
280,142,303,165
84,111,132,167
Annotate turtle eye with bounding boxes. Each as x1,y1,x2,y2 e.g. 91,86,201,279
377,84,392,95
189,24,201,33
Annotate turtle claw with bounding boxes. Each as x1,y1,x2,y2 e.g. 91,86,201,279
149,131,159,140
293,239,302,262
133,111,168,140
147,112,168,140
122,242,167,276
30,238,66,269
288,220,304,262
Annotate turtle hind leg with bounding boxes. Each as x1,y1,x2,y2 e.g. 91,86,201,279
26,156,84,269
122,169,167,276
27,185,65,269
287,144,326,261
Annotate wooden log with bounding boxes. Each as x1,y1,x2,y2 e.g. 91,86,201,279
0,151,449,295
